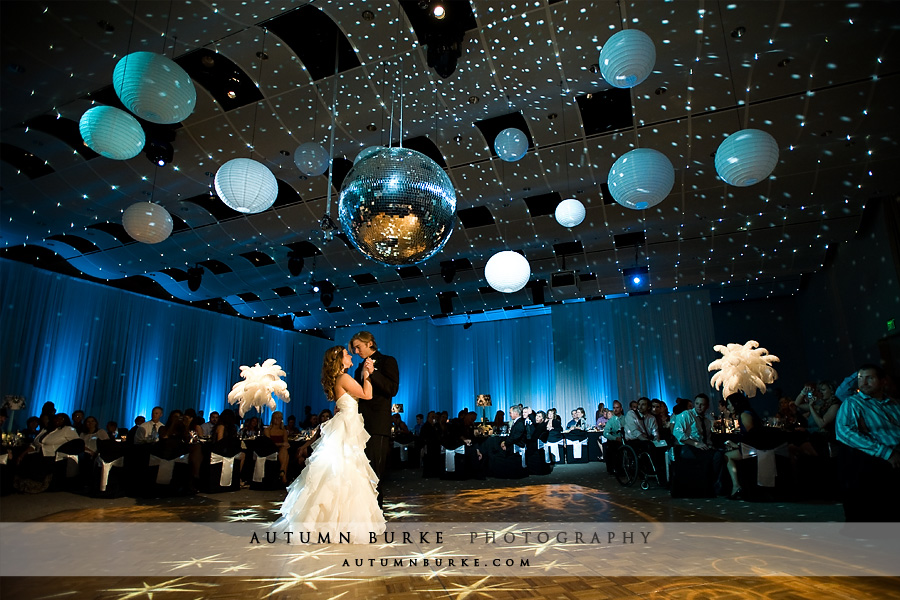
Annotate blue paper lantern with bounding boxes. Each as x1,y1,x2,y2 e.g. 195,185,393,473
599,29,656,89
555,198,586,227
112,52,197,124
484,251,531,293
715,129,779,187
607,148,674,210
79,106,145,160
122,202,173,244
494,128,528,162
293,142,330,176
215,158,278,214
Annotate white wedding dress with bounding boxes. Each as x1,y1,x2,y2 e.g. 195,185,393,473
274,393,385,542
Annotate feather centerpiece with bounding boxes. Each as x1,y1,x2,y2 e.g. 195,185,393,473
227,358,291,417
708,340,780,398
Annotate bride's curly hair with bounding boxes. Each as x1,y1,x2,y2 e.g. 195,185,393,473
321,345,347,401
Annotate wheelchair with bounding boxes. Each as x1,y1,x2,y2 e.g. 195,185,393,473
614,440,662,490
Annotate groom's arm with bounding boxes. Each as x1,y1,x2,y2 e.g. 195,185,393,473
371,354,400,398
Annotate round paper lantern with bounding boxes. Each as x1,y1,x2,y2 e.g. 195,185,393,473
494,128,528,162
339,147,457,265
354,145,385,165
293,142,330,176
112,52,197,124
484,251,530,293
599,29,656,89
715,129,779,187
607,148,674,210
79,106,145,160
215,158,278,214
122,202,173,244
555,198,586,227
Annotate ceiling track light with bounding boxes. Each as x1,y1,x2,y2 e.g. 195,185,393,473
287,252,305,277
187,265,204,292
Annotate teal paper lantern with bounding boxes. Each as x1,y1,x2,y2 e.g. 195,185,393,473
293,142,330,176
79,106,145,160
215,158,278,214
599,29,656,89
607,148,674,210
494,128,528,162
113,52,197,124
715,129,779,187
122,202,173,244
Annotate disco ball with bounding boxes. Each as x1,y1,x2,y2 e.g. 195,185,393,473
338,147,457,266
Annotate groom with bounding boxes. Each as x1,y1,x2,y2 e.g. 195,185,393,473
351,331,400,508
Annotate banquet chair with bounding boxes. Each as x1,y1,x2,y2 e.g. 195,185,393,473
249,436,282,490
564,434,590,464
668,445,717,498
91,440,128,497
49,438,86,492
202,445,244,493
734,443,792,500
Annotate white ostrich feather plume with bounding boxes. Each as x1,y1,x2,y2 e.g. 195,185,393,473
227,358,291,417
708,340,779,398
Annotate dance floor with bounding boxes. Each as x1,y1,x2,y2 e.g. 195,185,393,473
2,462,898,599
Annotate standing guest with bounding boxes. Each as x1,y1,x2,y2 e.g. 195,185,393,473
300,405,313,428
351,331,400,509
413,414,425,436
38,402,56,432
135,408,163,444
200,411,219,437
264,411,291,484
420,411,442,478
835,364,900,522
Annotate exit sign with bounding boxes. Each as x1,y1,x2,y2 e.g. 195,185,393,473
889,319,896,332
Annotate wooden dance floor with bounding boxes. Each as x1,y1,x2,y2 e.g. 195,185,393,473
2,462,898,599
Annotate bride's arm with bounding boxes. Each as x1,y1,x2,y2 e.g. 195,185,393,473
337,372,372,400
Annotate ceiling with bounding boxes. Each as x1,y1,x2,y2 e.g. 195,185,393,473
2,0,898,334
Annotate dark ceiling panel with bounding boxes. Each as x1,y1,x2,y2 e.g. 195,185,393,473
199,259,232,275
175,48,263,112
523,192,562,218
21,115,97,159
46,234,100,254
283,240,322,257
161,267,188,282
397,265,423,280
0,143,55,179
575,89,633,136
553,241,584,256
403,136,448,168
183,192,238,222
614,232,647,248
263,5,361,81
457,206,495,229
87,222,133,244
238,292,261,302
352,273,378,286
239,251,276,267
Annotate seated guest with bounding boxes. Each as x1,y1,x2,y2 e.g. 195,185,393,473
565,407,588,433
651,400,676,446
21,416,41,445
264,411,290,484
672,393,724,491
300,405,313,429
38,402,56,432
673,397,693,416
134,407,164,444
308,414,319,430
128,416,145,444
159,410,183,438
501,406,527,453
625,398,658,443
413,414,424,436
595,406,609,429
485,406,528,479
31,413,80,457
71,410,86,435
105,421,119,441
318,409,332,424
439,411,484,479
212,409,244,481
392,413,411,435
603,401,626,470
793,381,841,456
183,408,203,438
80,416,109,456
717,398,732,422
835,364,900,522
285,415,300,437
200,412,219,438
531,411,548,448
492,410,506,428
15,413,80,491
420,411,442,478
240,416,260,439
545,408,564,444
775,396,803,431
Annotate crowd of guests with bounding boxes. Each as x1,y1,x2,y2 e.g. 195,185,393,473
2,363,896,522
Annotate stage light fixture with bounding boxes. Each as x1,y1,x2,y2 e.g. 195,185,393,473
623,266,649,293
318,281,335,307
145,140,174,167
287,252,305,277
441,264,456,283
433,4,446,19
187,266,204,292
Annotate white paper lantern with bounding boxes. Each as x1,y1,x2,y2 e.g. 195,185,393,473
484,251,530,293
607,148,674,210
112,52,197,124
555,198,586,227
79,106,145,160
122,202,174,244
715,129,779,187
215,158,278,214
294,142,330,176
599,29,656,89
354,145,385,164
494,128,528,162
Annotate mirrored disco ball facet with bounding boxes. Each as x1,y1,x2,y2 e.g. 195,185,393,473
339,147,457,266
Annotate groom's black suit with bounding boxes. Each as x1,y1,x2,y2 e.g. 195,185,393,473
355,350,399,507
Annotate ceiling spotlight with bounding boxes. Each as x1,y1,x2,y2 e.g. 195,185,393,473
441,264,456,283
731,26,746,39
318,281,335,307
312,283,320,293
463,316,473,329
145,140,174,167
433,4,446,19
362,9,375,21
287,252,305,277
187,266,204,292
623,266,649,293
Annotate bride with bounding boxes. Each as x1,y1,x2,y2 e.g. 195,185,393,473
273,346,386,542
